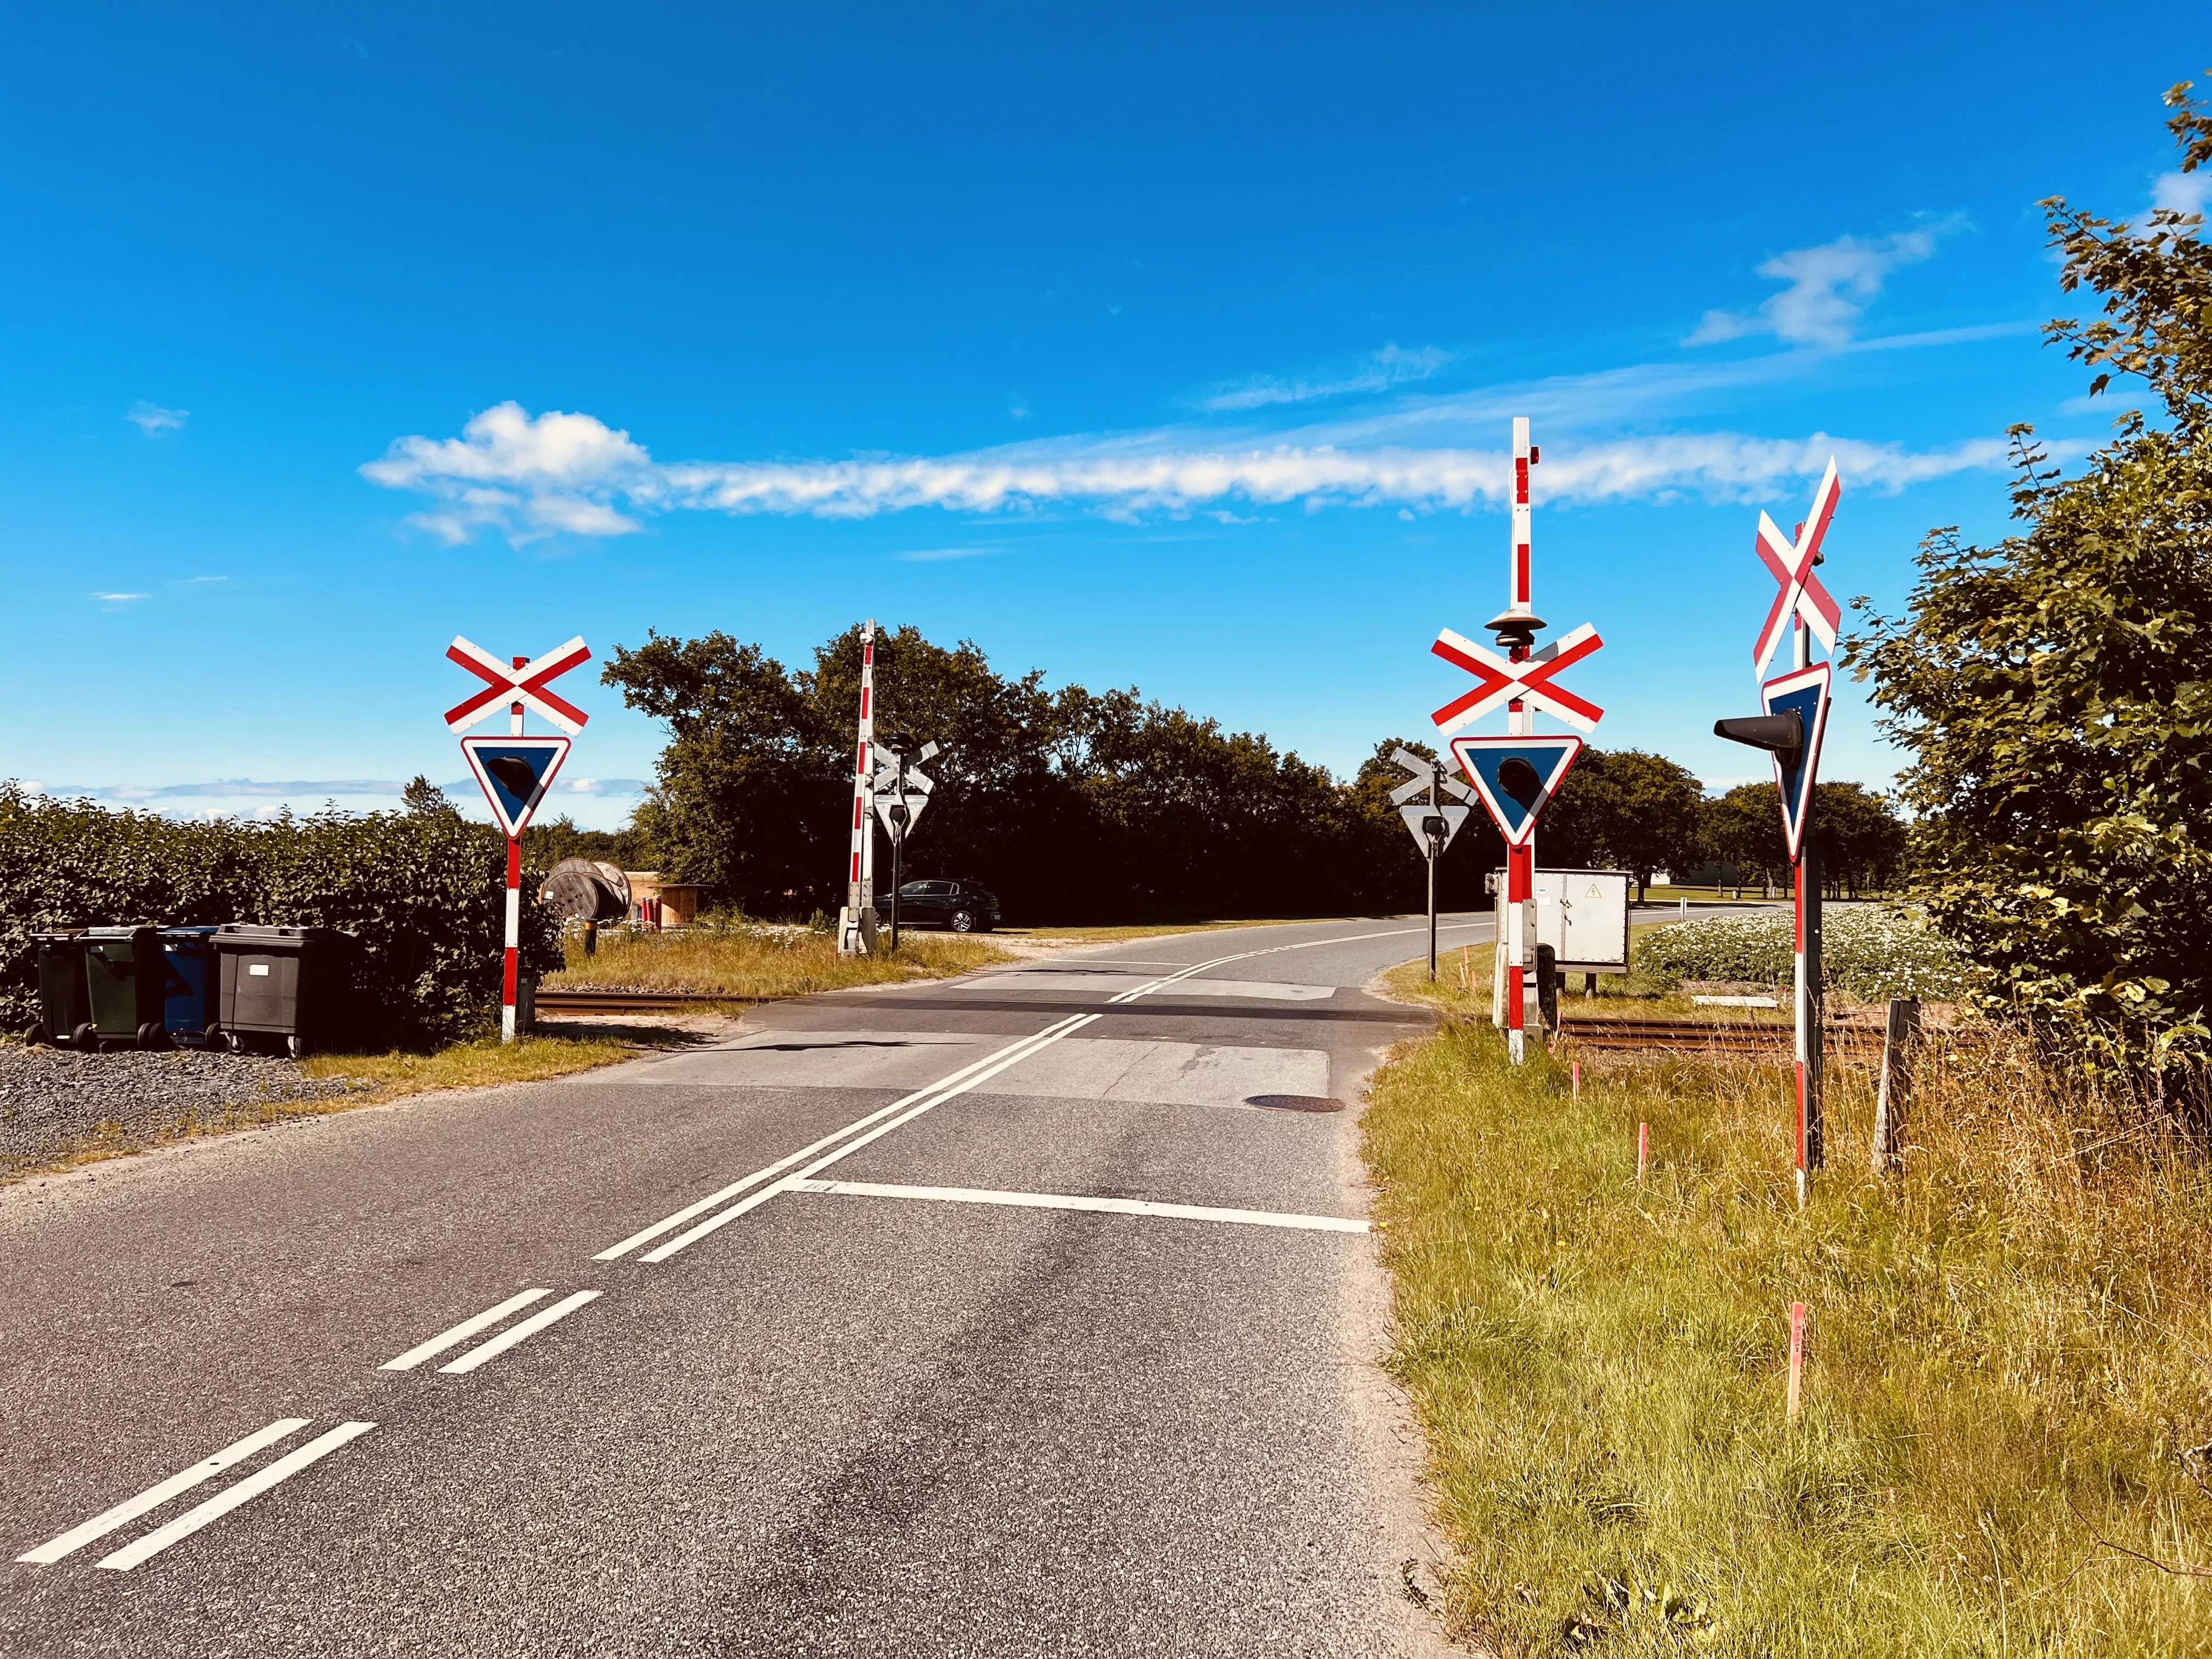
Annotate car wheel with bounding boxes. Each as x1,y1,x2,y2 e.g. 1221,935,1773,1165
949,909,976,934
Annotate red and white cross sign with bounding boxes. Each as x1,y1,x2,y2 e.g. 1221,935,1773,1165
1430,622,1605,736
444,636,592,735
1753,459,1843,676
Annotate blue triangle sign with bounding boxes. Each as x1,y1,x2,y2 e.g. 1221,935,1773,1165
460,735,572,838
1447,736,1583,848
1762,663,1831,861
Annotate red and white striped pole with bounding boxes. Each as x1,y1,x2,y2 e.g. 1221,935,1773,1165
501,654,525,1043
840,620,878,956
1504,417,1536,1065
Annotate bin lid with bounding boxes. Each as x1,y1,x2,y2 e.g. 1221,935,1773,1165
83,926,158,943
213,924,358,949
160,925,222,948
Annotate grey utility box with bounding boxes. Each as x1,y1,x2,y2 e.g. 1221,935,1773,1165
1491,869,1632,975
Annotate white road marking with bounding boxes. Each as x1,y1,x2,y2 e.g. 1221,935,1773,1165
16,1418,308,1565
93,1421,375,1572
379,1287,553,1371
639,1014,1102,1262
438,1289,601,1375
791,1179,1369,1233
595,1014,1096,1261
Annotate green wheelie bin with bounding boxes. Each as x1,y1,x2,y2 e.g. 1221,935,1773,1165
28,930,92,1048
82,926,170,1051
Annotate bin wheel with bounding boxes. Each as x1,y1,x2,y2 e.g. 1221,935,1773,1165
225,1030,244,1054
71,1022,100,1053
202,1025,223,1053
138,1022,171,1052
24,1022,48,1048
285,1035,304,1060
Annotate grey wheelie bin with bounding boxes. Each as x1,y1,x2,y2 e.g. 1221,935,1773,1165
83,926,169,1051
28,930,91,1048
159,926,224,1049
213,925,362,1057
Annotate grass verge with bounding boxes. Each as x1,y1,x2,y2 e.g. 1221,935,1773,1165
1363,1000,2212,1654
300,1028,637,1100
1394,935,1790,1023
545,924,1012,996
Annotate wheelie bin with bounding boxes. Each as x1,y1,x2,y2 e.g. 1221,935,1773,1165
159,926,224,1049
27,930,91,1048
213,925,362,1057
82,927,168,1051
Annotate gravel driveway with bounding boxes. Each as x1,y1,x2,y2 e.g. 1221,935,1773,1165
0,1046,365,1173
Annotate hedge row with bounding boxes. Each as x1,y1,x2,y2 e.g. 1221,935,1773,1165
0,785,562,1045
1632,904,1974,1001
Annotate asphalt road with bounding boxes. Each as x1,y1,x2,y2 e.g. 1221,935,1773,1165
1,912,1496,1657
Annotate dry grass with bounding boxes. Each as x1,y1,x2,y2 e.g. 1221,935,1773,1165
1000,917,1377,946
1363,993,2212,1654
544,924,1011,997
300,1029,637,1099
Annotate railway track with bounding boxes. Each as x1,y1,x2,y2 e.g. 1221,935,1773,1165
1555,1017,1882,1054
535,987,749,1014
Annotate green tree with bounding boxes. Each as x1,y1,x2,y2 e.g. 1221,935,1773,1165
1847,80,2212,1081
1546,748,1706,900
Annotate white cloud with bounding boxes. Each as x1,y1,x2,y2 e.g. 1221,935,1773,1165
92,591,149,603
894,546,1003,561
127,401,188,435
1688,223,1959,348
1198,343,1453,411
364,400,2013,539
2152,170,2211,221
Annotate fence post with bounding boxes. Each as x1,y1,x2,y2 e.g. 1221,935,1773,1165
1870,997,1921,1174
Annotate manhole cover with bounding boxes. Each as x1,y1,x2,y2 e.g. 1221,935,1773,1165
1245,1093,1347,1113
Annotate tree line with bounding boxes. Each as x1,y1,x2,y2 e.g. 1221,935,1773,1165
552,622,1905,926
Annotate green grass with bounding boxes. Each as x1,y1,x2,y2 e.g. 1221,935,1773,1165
545,923,1012,997
1400,934,1793,1024
1362,1012,2212,1655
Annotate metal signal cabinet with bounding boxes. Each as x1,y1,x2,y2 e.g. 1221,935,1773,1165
1527,870,1632,974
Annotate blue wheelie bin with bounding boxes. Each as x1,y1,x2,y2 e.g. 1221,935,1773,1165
159,926,224,1049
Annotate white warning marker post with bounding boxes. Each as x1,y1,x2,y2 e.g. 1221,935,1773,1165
446,635,590,1042
1714,462,1843,1204
838,620,879,957
1430,419,1606,1064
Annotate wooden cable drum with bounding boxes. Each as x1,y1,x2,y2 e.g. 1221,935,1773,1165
541,859,629,922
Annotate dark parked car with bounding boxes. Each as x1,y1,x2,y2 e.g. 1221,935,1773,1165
892,878,1001,933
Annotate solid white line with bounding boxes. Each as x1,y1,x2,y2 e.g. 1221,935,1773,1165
594,1014,1096,1260
437,1289,602,1375
639,1014,1103,1262
93,1421,375,1572
793,1179,1370,1234
16,1418,308,1565
378,1288,552,1371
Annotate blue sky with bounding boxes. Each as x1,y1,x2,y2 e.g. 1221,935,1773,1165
4,3,2207,830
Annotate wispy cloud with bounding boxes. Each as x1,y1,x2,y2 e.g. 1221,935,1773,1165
364,399,2013,540
1688,221,1962,349
127,401,188,436
893,546,1007,561
92,591,149,606
2153,170,2212,221
1197,343,1453,411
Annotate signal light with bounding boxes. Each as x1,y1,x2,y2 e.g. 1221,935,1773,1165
1712,712,1803,754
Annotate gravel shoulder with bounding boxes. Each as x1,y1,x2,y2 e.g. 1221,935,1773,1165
0,1045,368,1176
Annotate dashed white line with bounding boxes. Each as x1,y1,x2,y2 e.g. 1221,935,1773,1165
93,1421,376,1572
437,1289,601,1375
791,1179,1370,1233
380,1287,554,1371
16,1418,309,1565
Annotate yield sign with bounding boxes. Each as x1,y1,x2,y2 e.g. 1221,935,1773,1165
1398,803,1472,853
461,736,572,838
445,636,593,735
1431,623,1604,736
1753,460,1843,676
1763,662,1832,861
1449,736,1583,848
